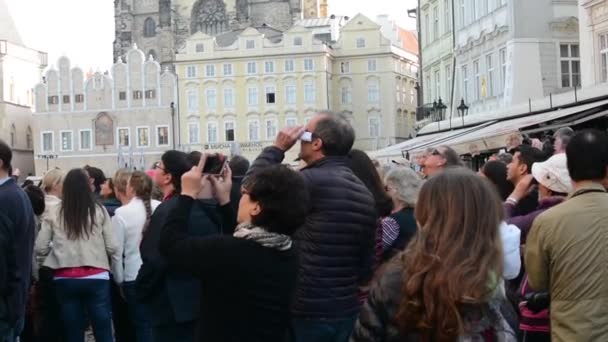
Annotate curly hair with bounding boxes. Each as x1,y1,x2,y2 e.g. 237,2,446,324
396,168,504,341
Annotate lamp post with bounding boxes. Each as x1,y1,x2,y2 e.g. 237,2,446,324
457,98,469,127
433,98,447,131
37,154,58,171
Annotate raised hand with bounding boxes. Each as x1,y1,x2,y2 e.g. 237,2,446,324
181,153,208,199
209,164,232,206
274,126,305,152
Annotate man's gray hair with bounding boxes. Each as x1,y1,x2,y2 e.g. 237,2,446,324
384,167,423,208
314,111,355,156
554,127,575,146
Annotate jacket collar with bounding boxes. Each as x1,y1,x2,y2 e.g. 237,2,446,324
302,156,347,170
0,177,15,188
569,183,606,199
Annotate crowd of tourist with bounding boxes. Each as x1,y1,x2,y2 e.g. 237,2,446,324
1,112,607,342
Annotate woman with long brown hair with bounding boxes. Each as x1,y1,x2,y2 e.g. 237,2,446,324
351,168,517,341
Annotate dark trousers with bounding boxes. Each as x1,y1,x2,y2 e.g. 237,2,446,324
111,281,135,342
123,281,153,342
292,315,357,342
521,331,551,342
54,279,113,342
32,268,65,342
152,321,196,342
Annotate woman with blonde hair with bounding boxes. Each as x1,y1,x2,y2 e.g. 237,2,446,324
352,168,516,341
112,171,160,342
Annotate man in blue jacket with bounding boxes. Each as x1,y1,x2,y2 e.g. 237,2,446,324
0,140,35,342
248,112,377,342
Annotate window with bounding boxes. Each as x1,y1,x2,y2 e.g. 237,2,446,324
246,40,255,49
187,65,197,78
356,38,366,48
369,117,380,137
410,86,415,105
265,119,278,140
462,64,469,103
187,89,198,113
486,54,495,97
304,58,314,72
196,43,205,53
157,126,169,146
285,85,296,104
248,120,260,141
444,0,451,33
223,88,234,107
26,127,32,149
293,37,303,46
206,64,215,77
433,6,439,41
434,70,441,100
341,86,352,105
224,121,235,142
247,87,258,106
207,122,218,143
368,59,377,72
206,88,217,109
118,128,130,147
265,86,276,104
471,0,477,21
75,94,84,103
425,75,431,102
284,59,295,72
247,62,257,74
188,123,200,144
133,90,143,100
145,90,156,99
304,82,315,103
601,33,608,83
560,43,580,88
473,59,481,101
499,48,507,93
286,117,297,127
223,63,233,76
41,132,53,152
119,91,127,101
136,127,150,148
340,62,350,73
445,64,452,100
368,82,379,103
144,17,156,37
79,129,91,150
63,95,70,104
264,61,275,73
48,96,58,105
424,14,430,45
459,0,465,28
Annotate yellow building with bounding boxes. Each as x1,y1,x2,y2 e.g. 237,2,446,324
175,13,418,161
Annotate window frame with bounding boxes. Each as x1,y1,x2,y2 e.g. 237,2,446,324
559,43,581,88
248,119,260,141
156,125,170,147
117,127,131,148
367,59,377,72
247,86,259,106
247,62,257,75
41,131,54,152
60,130,74,152
486,53,495,97
187,88,198,113
304,58,314,72
265,118,278,140
224,120,236,142
206,88,217,109
284,59,295,72
136,126,150,148
205,64,216,77
285,84,297,105
304,81,315,104
368,117,380,138
188,122,200,145
207,121,219,143
264,61,275,74
79,129,92,151
223,87,235,108
223,63,233,76
356,38,366,48
186,65,197,78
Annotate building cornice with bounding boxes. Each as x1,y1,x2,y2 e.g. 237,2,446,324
455,25,509,55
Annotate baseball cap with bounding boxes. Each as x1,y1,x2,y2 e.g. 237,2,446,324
531,153,572,194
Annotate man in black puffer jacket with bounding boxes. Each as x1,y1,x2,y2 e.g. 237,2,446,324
248,112,377,342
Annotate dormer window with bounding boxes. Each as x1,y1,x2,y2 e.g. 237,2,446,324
246,40,255,49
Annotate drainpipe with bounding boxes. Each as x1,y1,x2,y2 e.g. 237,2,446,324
170,102,176,149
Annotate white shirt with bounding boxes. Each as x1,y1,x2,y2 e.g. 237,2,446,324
111,197,160,284
500,221,521,280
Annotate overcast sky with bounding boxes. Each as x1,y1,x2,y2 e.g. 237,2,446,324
6,0,416,72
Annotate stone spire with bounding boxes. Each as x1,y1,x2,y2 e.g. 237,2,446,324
0,0,24,45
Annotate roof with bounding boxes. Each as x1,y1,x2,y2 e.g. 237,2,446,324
296,16,347,28
0,0,23,45
398,28,418,54
214,25,284,47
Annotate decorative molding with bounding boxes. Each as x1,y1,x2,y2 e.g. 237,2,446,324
455,25,509,55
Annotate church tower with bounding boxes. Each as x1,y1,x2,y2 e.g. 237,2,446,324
302,0,326,19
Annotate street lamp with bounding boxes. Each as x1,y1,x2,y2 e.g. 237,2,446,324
433,98,447,131
37,154,58,171
457,98,469,127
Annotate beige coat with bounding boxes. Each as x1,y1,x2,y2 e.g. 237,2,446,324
525,183,608,342
35,203,119,271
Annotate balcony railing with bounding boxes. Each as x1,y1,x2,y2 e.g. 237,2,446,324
416,102,445,122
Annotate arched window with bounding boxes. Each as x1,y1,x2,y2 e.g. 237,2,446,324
148,50,157,61
144,17,156,37
26,126,32,149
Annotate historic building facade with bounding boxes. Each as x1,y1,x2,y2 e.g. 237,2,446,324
33,47,177,175
0,0,48,178
114,0,326,66
579,0,608,87
174,13,418,161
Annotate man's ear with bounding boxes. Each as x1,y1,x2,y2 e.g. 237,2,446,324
312,137,323,152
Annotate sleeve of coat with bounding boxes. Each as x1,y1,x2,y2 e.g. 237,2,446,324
524,217,549,292
500,222,521,280
100,208,120,268
245,146,286,178
351,264,403,342
111,213,126,284
35,216,53,257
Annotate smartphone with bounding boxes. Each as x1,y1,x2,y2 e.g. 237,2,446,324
300,131,313,142
203,155,226,175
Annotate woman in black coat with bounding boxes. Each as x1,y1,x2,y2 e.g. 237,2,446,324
159,155,310,342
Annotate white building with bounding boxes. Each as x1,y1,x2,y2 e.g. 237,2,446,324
579,0,608,87
453,0,580,116
0,0,48,177
33,47,177,176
